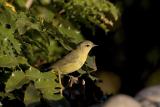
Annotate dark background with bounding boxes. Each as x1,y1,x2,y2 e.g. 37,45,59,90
90,0,160,95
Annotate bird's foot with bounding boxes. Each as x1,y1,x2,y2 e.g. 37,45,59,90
68,76,79,87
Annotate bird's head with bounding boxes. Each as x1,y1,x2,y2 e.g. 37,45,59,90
78,40,97,53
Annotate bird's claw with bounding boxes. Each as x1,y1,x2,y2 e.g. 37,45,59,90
68,76,79,87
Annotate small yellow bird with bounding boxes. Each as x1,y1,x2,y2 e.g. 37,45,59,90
50,40,97,94
51,40,97,74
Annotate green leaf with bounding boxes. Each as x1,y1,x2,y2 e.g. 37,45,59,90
85,56,97,72
15,12,41,35
41,89,63,101
54,17,84,42
17,56,29,65
35,6,55,22
47,39,65,62
24,83,41,106
0,7,17,29
78,56,97,74
25,67,41,80
35,72,63,100
5,70,29,92
0,55,17,67
0,55,28,67
0,24,21,55
63,0,120,32
52,15,84,50
34,72,57,90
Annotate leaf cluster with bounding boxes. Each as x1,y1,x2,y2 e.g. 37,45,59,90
0,0,120,106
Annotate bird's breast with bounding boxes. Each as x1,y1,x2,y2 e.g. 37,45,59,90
78,53,88,65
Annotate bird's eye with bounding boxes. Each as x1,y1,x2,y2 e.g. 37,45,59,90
86,44,90,47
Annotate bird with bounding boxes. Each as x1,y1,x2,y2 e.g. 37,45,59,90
50,40,97,95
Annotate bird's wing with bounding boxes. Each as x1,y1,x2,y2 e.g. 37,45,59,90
52,50,80,68
57,62,80,74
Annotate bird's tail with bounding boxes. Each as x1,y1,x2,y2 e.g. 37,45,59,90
39,63,53,72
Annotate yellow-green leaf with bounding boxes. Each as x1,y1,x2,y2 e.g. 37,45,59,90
5,70,29,92
24,83,41,106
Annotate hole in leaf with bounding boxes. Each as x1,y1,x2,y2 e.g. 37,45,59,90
5,24,11,29
55,78,59,83
55,87,61,89
54,91,60,94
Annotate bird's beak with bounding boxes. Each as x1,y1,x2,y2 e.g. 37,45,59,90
93,44,98,47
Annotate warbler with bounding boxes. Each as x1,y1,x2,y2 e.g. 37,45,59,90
50,40,97,94
51,40,97,74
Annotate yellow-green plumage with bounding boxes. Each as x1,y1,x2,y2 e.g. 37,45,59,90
51,40,96,74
